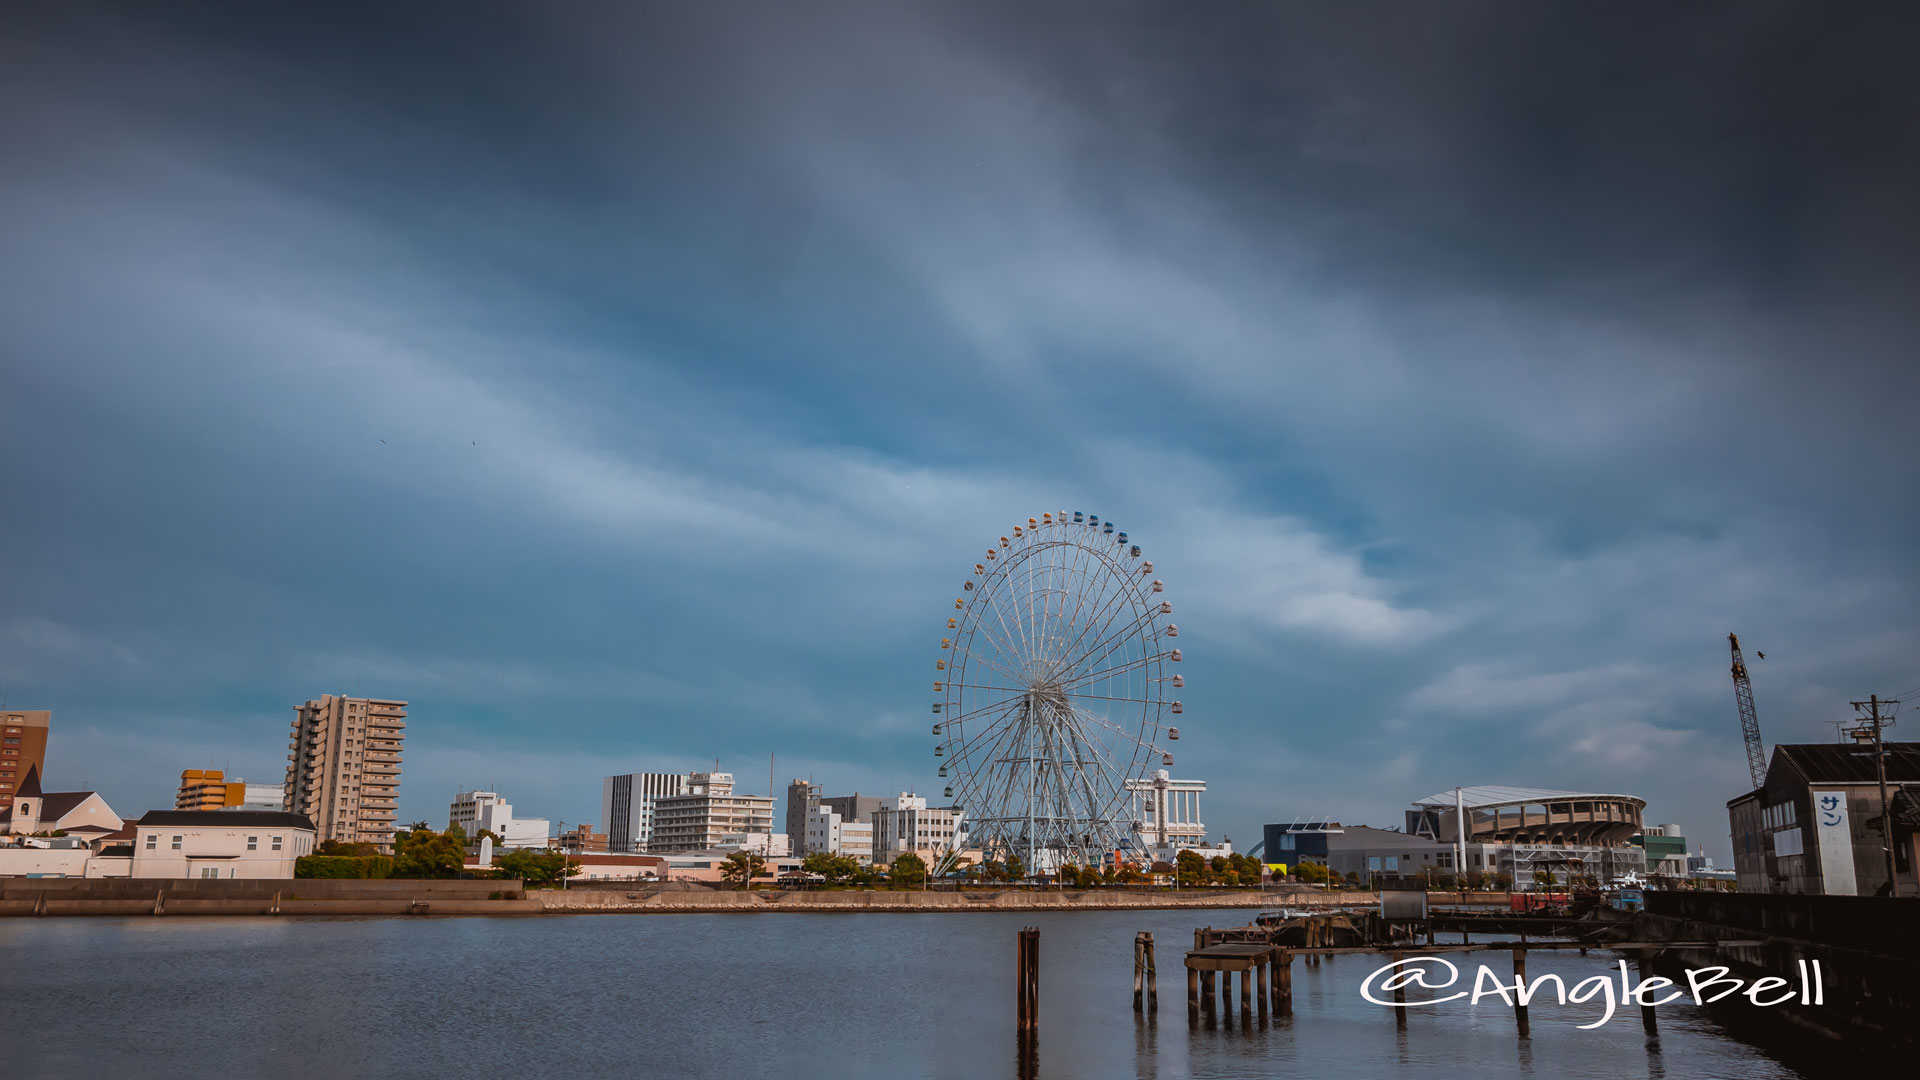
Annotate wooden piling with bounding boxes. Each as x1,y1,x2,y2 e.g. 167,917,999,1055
1392,950,1407,1030
1277,952,1293,1016
1202,969,1217,1026
1132,932,1157,1014
1016,927,1040,1031
1256,956,1269,1019
1240,962,1253,1019
1188,966,1200,1025
1512,946,1530,1038
1638,953,1658,1036
1146,936,1158,1012
1134,935,1146,1012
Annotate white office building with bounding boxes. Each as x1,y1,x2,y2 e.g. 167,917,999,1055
803,804,875,863
871,793,965,863
602,772,690,852
448,790,551,849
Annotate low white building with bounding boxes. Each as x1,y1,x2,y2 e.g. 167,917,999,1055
871,793,965,863
131,810,317,879
803,804,874,863
714,831,789,858
230,783,286,811
448,790,550,849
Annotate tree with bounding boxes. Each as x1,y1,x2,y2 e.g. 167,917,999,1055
1295,861,1330,885
1004,854,1026,882
802,852,860,884
494,848,577,887
318,839,381,857
1075,864,1103,889
1115,862,1147,885
1210,855,1229,878
721,851,768,888
891,852,928,888
1176,849,1209,887
391,824,465,879
1057,862,1081,887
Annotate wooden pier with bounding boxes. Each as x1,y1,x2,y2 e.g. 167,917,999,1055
1182,921,1770,1032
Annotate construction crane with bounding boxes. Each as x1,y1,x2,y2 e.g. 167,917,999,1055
1728,633,1767,789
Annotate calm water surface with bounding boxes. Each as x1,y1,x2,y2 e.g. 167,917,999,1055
3,908,1819,1079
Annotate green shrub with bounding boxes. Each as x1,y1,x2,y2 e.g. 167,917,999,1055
295,855,395,879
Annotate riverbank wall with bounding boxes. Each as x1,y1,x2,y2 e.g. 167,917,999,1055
1,879,1513,917
1636,892,1920,1052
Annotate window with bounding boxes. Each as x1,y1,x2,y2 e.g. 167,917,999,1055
145,835,157,850
272,836,283,851
247,836,258,851
171,835,183,850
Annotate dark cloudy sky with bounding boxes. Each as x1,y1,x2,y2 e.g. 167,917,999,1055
4,2,1917,860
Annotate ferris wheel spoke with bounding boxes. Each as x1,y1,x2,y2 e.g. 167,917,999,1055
951,638,1030,686
1056,607,1160,687
1049,580,1151,680
1052,704,1131,827
1042,562,1138,679
1048,540,1106,673
1061,652,1165,691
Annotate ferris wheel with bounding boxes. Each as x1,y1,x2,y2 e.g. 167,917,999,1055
932,510,1184,872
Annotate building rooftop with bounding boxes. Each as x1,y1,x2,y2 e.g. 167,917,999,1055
1410,786,1647,810
135,810,318,830
1775,742,1920,785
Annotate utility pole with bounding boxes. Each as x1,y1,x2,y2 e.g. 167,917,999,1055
1850,696,1900,898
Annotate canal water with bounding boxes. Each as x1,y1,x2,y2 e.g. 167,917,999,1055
3,908,1822,1078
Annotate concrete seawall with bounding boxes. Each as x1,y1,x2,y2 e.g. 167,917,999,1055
2,880,1510,918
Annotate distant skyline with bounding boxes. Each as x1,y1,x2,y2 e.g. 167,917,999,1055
4,3,1918,862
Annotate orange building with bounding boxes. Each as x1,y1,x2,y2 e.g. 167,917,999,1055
177,769,246,810
1,710,52,811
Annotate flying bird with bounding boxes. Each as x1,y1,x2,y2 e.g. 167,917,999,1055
379,439,386,444
1757,651,1766,659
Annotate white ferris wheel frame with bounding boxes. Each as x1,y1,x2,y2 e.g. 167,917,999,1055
934,512,1183,872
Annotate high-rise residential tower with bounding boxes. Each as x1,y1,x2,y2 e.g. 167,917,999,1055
0,710,52,811
285,694,406,852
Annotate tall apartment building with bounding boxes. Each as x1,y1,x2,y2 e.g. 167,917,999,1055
785,779,815,853
1,710,52,811
177,769,286,811
649,772,775,854
603,772,689,852
285,695,406,852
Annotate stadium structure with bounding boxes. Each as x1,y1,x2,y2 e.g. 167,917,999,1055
1406,785,1650,888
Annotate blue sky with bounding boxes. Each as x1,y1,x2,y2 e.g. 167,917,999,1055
4,3,1917,862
